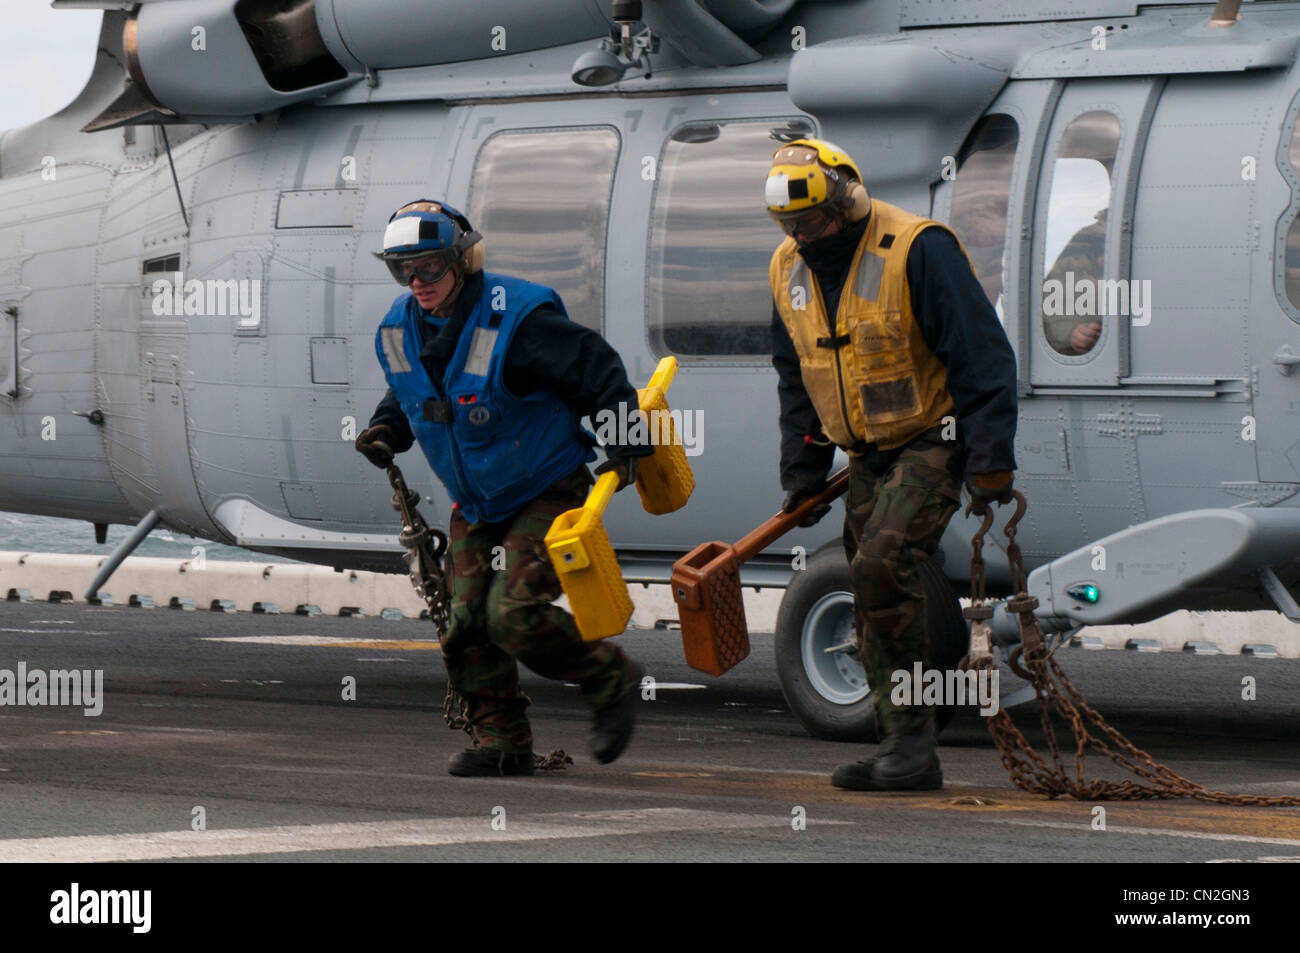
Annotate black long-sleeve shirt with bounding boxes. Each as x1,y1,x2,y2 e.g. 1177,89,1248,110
772,217,1018,490
369,271,653,460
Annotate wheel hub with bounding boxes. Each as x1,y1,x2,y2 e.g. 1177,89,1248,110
800,591,870,705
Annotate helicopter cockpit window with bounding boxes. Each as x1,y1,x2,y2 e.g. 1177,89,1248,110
467,128,619,331
948,114,1019,322
1041,110,1120,357
649,120,789,358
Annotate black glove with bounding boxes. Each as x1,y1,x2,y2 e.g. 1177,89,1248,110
781,478,830,528
355,424,395,469
595,454,638,491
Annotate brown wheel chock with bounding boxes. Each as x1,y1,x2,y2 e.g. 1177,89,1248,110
671,469,849,676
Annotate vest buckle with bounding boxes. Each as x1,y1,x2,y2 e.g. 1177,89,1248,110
815,334,850,349
423,399,452,423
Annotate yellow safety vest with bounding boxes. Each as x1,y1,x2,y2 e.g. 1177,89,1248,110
770,199,960,451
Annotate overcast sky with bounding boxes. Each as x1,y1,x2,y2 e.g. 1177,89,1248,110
0,1,102,134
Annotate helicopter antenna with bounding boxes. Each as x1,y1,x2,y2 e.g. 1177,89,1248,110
159,125,190,234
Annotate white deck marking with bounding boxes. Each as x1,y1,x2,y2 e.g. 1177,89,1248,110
984,817,1300,847
0,628,108,635
202,636,436,647
0,808,843,862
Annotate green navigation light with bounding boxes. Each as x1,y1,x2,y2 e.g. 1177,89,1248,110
1067,583,1099,604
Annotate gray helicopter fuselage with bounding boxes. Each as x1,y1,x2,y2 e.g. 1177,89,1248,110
1,0,1298,627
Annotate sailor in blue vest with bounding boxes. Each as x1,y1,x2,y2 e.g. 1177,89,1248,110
356,200,651,777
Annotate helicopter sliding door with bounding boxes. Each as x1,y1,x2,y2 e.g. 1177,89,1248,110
932,78,1063,571
622,92,825,559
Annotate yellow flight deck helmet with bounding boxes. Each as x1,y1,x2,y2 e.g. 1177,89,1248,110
765,136,872,240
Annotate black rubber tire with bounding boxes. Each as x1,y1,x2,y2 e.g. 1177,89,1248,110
774,546,968,742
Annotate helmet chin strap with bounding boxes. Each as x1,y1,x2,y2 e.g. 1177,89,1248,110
432,266,466,317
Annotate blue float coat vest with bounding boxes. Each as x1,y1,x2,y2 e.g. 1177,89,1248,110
374,273,595,524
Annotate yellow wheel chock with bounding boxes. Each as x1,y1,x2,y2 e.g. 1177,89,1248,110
546,357,694,640
632,358,695,515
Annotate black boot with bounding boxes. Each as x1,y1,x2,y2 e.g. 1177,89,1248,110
831,731,942,791
590,663,643,764
447,747,535,777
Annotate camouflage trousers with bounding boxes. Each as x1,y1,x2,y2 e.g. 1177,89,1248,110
841,425,965,736
441,464,635,754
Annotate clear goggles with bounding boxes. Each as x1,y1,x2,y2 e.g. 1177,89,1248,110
769,204,838,241
384,249,458,286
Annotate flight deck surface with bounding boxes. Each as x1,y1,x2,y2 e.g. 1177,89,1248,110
0,601,1296,863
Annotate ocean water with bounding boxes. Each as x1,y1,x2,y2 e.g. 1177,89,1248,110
0,511,302,564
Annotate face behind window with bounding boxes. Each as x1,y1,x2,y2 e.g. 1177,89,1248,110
1042,111,1120,356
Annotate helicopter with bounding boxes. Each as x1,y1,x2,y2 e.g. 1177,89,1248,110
0,0,1297,739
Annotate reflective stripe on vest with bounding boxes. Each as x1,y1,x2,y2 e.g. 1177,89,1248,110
374,273,594,524
769,199,959,451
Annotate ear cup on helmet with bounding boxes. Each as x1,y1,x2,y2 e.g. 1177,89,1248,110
845,180,871,222
461,240,485,274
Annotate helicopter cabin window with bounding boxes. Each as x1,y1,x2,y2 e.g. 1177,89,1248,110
467,128,618,331
0,306,15,399
1041,110,1120,357
947,114,1019,322
1282,110,1300,314
649,120,789,358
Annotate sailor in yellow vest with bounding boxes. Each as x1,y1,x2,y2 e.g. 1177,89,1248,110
766,136,1018,790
